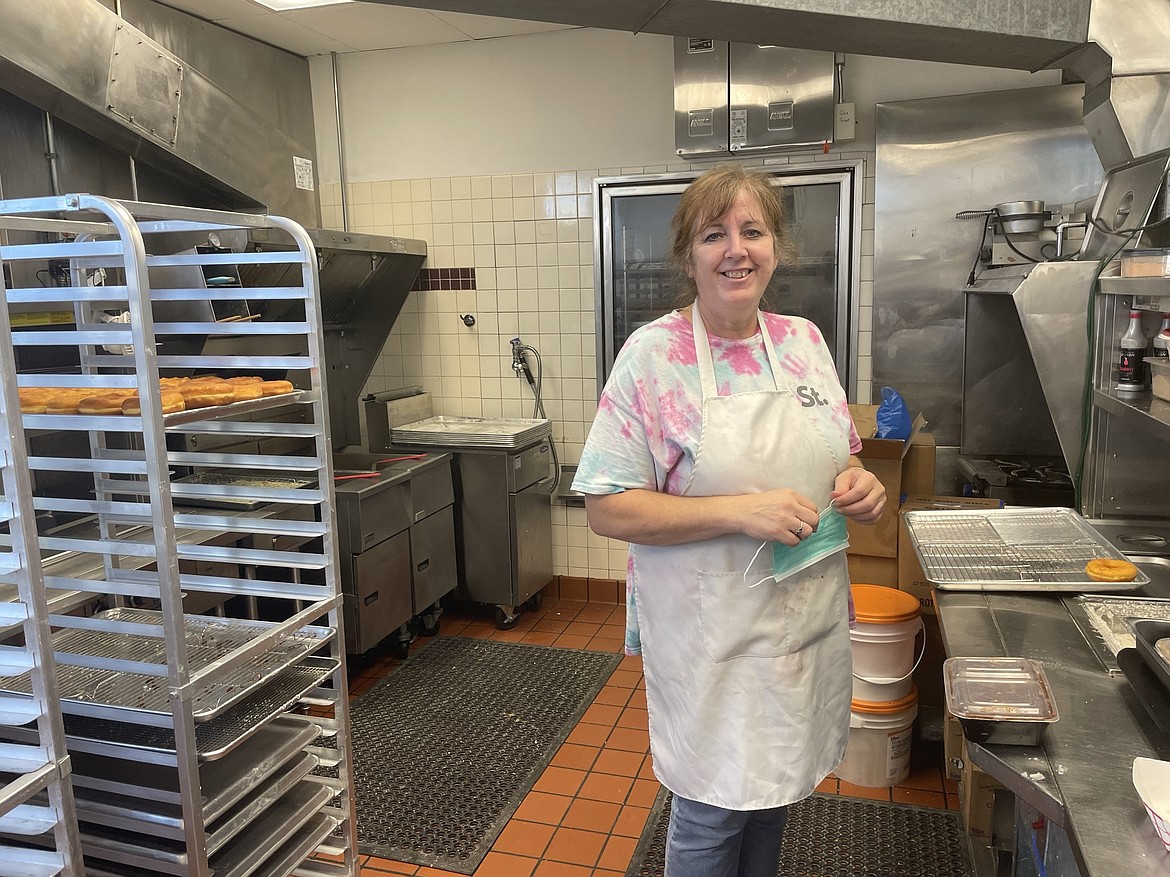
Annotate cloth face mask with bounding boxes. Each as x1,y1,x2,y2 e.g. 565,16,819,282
745,506,850,587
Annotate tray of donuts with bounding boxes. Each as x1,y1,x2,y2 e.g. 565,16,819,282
18,376,298,420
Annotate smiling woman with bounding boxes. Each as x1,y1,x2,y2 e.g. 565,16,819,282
572,164,886,877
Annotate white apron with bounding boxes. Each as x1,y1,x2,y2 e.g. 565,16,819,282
632,307,853,810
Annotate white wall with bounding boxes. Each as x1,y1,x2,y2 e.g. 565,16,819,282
307,28,1061,583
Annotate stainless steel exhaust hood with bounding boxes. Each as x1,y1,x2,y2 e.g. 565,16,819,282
0,0,318,226
237,228,427,450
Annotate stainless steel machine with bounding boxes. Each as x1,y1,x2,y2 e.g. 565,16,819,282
370,412,555,628
331,451,457,656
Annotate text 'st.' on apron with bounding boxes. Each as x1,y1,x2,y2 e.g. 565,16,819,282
632,307,853,810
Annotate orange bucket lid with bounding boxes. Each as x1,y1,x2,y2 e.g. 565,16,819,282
851,583,920,624
851,685,918,714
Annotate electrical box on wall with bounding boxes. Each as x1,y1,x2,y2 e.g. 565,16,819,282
674,38,838,158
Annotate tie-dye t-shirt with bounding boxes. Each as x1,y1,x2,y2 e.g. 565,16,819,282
572,308,862,653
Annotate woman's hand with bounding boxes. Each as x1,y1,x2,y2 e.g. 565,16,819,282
830,464,886,525
737,488,821,547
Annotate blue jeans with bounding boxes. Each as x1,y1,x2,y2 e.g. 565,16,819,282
664,795,789,877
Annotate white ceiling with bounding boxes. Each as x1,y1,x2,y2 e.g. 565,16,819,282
156,0,577,56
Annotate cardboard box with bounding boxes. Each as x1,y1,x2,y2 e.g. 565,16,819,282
847,553,898,588
960,741,1003,839
897,495,1005,614
944,710,965,780
845,405,936,558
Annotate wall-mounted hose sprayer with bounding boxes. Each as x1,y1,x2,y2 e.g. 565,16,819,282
510,337,536,388
509,337,559,495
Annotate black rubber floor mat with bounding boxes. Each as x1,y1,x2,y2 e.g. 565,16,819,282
349,636,621,874
626,788,973,877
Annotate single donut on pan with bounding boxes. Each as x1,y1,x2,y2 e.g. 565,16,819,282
45,389,92,415
122,391,186,416
259,380,295,397
1085,558,1139,583
18,387,55,414
177,380,235,408
229,382,264,402
78,394,131,415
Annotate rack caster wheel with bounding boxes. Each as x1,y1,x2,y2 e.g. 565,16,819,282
419,612,440,637
494,606,520,630
522,592,543,613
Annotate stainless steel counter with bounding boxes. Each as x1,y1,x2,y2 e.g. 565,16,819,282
936,586,1170,876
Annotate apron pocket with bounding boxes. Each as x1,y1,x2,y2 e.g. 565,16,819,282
698,561,844,662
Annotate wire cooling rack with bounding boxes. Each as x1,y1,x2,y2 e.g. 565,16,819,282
903,507,1150,591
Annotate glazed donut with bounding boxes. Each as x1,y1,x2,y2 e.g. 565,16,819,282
259,380,295,397
122,391,186,416
79,394,131,416
177,380,235,409
45,389,92,415
18,387,55,414
229,382,264,402
226,376,263,385
1085,558,1139,583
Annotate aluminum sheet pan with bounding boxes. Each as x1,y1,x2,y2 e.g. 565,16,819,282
391,415,550,449
0,608,334,723
41,658,336,762
68,750,318,839
67,714,320,817
171,471,315,510
903,507,1151,591
161,390,304,428
77,779,332,873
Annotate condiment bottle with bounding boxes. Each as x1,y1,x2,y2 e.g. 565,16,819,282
1118,309,1148,391
1153,313,1170,358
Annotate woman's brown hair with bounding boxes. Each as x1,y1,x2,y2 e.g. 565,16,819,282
669,164,797,308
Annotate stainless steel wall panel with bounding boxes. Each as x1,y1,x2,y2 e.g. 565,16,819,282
673,37,729,158
729,44,835,153
874,86,1101,457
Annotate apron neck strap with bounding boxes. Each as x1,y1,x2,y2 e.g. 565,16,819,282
691,305,783,398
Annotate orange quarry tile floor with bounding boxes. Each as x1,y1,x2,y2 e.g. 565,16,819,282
345,597,959,877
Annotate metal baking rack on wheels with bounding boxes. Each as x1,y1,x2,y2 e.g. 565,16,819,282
0,293,84,876
0,195,358,877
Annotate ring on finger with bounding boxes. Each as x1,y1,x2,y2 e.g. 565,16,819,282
794,521,805,537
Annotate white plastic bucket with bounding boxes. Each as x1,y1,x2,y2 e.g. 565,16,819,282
835,687,919,788
849,584,924,699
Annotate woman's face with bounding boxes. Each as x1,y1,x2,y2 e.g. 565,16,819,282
685,190,777,316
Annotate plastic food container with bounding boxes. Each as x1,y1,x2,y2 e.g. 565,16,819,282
1121,248,1170,277
1148,356,1170,403
943,656,1059,746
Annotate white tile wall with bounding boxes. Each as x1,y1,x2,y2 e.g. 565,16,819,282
320,151,877,580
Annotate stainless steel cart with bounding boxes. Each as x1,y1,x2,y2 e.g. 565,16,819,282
0,195,356,877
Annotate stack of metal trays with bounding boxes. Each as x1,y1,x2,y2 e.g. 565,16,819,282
902,506,1152,591
6,716,339,875
391,415,551,449
0,608,334,724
